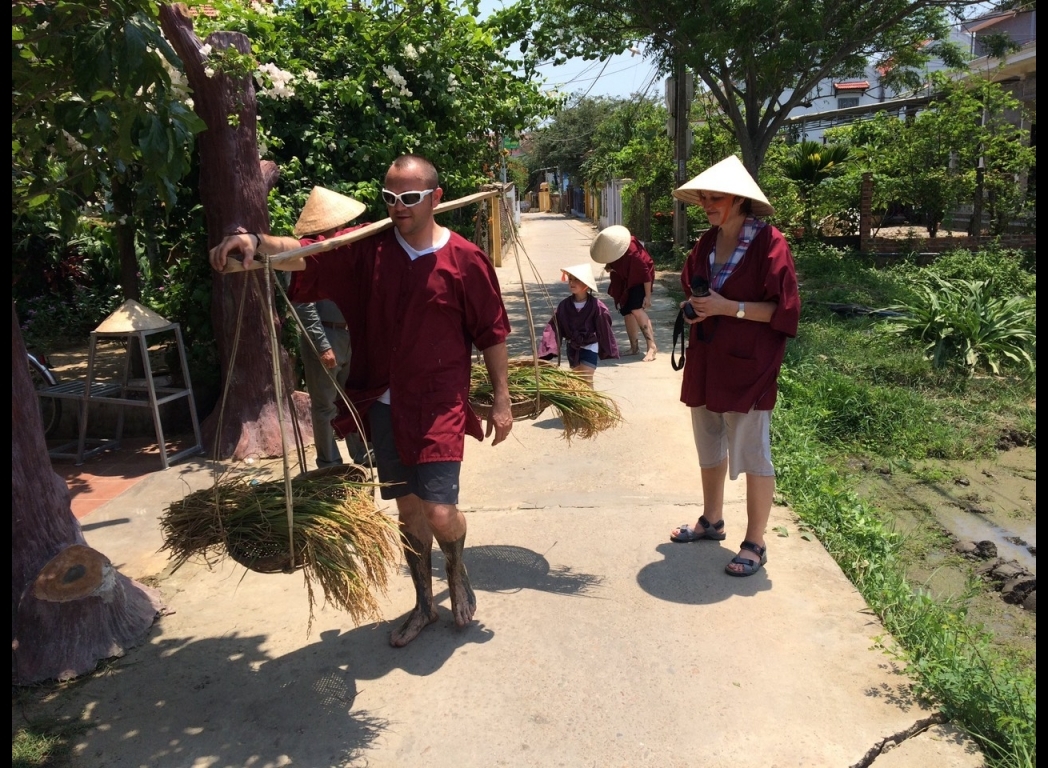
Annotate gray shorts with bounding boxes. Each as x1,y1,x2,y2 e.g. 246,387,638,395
690,406,774,481
369,403,461,504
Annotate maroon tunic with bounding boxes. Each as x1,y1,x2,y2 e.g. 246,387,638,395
290,228,510,465
680,225,800,413
606,237,655,309
537,295,619,367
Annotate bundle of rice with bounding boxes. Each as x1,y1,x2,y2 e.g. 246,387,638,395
160,465,400,627
469,359,622,440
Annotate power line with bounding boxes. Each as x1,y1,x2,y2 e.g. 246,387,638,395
547,60,648,88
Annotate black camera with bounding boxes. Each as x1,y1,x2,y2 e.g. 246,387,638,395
683,275,710,319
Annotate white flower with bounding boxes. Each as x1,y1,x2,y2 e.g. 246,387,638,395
200,43,213,57
390,96,401,108
185,98,194,110
328,142,337,151
204,66,216,78
303,69,319,84
382,65,407,89
254,62,297,99
447,73,459,92
403,43,418,60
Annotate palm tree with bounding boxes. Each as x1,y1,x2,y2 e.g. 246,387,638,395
782,141,850,235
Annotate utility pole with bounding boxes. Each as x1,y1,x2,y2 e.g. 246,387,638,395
667,58,693,248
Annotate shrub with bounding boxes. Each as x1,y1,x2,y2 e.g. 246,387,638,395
884,276,1035,375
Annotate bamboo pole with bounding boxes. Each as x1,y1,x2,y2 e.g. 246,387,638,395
221,189,500,273
489,194,502,267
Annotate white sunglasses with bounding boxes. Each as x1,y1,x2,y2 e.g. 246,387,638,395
381,188,435,208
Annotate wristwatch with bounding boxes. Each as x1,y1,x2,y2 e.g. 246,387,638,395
736,302,746,319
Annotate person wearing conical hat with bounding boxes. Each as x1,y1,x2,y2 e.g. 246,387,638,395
290,187,369,469
210,155,513,648
589,225,658,361
668,155,800,578
537,262,619,386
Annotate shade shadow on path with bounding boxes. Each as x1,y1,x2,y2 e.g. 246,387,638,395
637,542,773,604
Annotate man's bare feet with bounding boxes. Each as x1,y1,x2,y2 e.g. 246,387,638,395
447,566,477,628
642,346,657,362
389,606,439,647
625,343,640,356
439,533,476,629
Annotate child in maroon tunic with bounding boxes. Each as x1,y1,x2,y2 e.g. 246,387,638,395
538,263,619,386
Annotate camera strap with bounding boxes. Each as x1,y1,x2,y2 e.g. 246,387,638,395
671,309,686,371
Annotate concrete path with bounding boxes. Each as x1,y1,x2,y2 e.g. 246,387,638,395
57,212,985,767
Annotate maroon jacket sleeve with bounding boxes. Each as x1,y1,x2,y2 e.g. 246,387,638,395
538,316,560,358
459,238,511,351
763,228,800,338
596,300,620,359
287,226,366,305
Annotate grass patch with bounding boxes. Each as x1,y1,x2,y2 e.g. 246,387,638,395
773,241,1036,766
11,718,86,768
773,414,1036,767
12,728,58,768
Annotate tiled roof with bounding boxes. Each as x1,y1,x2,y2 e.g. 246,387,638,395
834,81,870,91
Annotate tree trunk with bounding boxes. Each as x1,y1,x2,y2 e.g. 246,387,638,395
159,4,311,460
12,305,162,685
113,177,141,302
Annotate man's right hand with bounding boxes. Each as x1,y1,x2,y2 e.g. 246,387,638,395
209,233,257,272
319,349,337,369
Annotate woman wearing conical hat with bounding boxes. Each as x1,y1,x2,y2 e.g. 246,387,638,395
589,225,658,361
667,156,800,578
289,187,370,469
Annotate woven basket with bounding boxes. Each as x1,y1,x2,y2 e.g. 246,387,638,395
470,396,548,422
225,464,369,574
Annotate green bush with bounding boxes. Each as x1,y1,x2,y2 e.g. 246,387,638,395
884,276,1036,374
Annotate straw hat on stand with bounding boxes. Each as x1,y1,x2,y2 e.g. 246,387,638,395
293,187,368,237
672,155,774,218
589,225,633,265
561,263,598,293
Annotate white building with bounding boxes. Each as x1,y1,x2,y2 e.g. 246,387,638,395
782,26,976,143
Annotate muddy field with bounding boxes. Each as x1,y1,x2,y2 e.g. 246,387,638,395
849,446,1036,664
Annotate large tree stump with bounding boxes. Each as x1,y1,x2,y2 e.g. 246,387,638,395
12,306,161,685
160,4,311,460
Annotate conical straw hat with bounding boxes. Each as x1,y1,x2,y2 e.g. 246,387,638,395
673,155,774,218
293,187,367,237
94,300,170,333
589,225,632,264
561,263,597,292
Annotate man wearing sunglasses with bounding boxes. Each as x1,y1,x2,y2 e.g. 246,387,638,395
209,155,513,647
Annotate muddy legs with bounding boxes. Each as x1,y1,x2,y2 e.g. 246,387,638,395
390,495,475,647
